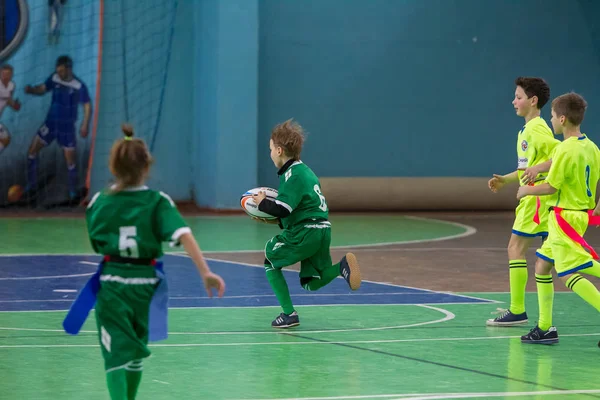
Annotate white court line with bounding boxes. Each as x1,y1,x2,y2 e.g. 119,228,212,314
0,292,496,303
0,259,97,281
0,301,501,313
0,272,94,281
388,390,600,400
0,215,477,256
0,253,500,306
0,304,454,335
327,247,508,253
239,389,600,400
237,395,406,400
0,299,74,303
201,215,478,252
0,253,101,257
171,255,500,304
174,215,479,254
1,252,498,306
1,332,599,349
170,292,484,299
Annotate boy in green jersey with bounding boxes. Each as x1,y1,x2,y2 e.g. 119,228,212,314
253,119,362,328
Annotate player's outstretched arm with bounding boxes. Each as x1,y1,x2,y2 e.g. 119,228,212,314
521,160,552,185
24,84,47,95
516,183,556,200
488,171,519,193
180,232,226,298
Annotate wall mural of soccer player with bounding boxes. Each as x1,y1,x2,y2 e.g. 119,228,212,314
23,54,91,205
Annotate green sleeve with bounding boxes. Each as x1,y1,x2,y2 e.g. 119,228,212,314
155,191,191,247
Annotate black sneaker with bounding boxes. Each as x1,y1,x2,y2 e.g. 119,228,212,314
521,325,559,345
340,253,361,290
271,311,299,329
486,308,528,326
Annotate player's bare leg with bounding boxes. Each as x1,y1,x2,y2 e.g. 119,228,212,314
556,262,600,347
487,234,533,326
63,147,78,200
25,136,45,196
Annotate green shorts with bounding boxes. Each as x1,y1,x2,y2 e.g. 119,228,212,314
536,210,594,277
95,264,158,371
512,195,549,238
264,221,332,280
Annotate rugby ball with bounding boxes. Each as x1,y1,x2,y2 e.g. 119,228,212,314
240,187,279,220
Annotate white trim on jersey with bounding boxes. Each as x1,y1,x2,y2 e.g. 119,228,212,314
109,184,149,192
51,73,83,90
275,200,293,212
169,227,192,247
87,192,102,208
159,191,176,207
100,275,159,285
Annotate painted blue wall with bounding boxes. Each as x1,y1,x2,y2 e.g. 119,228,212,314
91,0,259,207
192,0,259,208
258,0,600,187
91,0,192,200
87,0,600,207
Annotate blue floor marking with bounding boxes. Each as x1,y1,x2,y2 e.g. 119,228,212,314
0,255,493,311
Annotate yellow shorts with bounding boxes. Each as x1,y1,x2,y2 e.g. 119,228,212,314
536,210,594,277
512,195,549,238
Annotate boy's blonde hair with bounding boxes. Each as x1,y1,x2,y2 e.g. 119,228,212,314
271,119,305,160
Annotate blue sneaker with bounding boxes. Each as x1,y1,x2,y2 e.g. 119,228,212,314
340,253,361,290
521,325,559,345
271,311,299,329
486,308,528,326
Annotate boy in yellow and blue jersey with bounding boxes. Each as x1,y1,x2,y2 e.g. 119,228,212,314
487,77,560,326
517,92,600,345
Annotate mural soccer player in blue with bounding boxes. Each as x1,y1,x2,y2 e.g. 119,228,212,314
24,55,91,204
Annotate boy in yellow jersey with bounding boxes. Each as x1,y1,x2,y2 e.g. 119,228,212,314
517,92,600,345
487,77,560,326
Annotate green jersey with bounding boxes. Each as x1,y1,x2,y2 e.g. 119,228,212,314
86,186,190,260
276,161,329,229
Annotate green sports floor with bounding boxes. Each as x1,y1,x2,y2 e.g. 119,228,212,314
1,213,600,400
